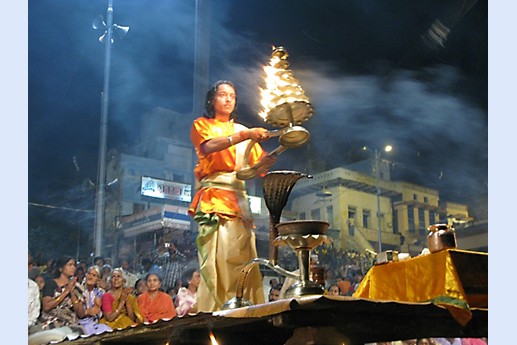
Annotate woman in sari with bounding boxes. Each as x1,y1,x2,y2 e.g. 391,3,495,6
77,266,112,335
175,268,200,317
99,268,142,329
138,273,177,322
28,255,84,345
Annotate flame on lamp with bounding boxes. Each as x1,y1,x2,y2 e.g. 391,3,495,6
258,46,309,121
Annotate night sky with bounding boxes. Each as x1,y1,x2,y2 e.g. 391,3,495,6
26,1,488,257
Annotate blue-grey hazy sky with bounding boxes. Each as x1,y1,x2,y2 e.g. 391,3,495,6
28,0,487,252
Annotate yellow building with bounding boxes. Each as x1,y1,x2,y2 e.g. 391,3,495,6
284,165,474,256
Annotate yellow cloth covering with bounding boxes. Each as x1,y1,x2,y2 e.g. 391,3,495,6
353,249,488,326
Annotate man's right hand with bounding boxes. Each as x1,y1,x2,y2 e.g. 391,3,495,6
246,128,270,142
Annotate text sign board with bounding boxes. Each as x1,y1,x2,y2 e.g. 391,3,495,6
141,176,192,202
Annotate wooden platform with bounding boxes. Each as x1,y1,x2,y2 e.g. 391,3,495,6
56,295,488,345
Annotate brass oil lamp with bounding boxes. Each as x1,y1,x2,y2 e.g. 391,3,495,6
236,46,314,180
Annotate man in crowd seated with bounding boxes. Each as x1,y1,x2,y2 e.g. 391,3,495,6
268,284,282,302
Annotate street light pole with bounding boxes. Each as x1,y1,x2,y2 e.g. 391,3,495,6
92,0,128,257
93,0,114,257
375,149,382,253
363,145,392,253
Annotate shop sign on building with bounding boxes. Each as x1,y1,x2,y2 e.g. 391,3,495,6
141,176,191,202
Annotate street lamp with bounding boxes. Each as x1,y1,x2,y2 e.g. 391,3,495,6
92,0,129,257
363,145,392,253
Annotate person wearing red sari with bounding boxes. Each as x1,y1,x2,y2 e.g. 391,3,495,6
189,80,277,312
137,273,176,322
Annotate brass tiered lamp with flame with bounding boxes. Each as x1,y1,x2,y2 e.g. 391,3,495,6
222,47,327,310
236,46,314,180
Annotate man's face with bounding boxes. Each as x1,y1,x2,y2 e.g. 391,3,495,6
212,84,236,117
269,289,280,301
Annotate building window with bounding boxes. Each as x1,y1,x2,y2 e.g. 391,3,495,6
362,209,370,229
418,208,426,235
348,207,356,221
299,212,306,220
408,206,415,233
311,209,320,220
348,207,356,236
413,194,417,201
392,209,399,234
429,211,436,225
424,196,429,204
326,205,333,227
392,194,402,203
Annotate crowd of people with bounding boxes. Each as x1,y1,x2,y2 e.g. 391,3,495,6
27,238,488,345
27,247,201,345
27,236,376,341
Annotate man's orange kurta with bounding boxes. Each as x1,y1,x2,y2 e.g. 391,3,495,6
188,116,266,222
137,291,176,322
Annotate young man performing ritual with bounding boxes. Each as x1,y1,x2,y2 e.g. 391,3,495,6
188,80,277,312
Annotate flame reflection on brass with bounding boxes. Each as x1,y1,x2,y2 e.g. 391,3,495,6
209,331,219,345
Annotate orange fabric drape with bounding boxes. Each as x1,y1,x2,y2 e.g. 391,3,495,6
138,291,176,322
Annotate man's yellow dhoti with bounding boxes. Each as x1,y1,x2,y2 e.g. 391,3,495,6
196,218,264,311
